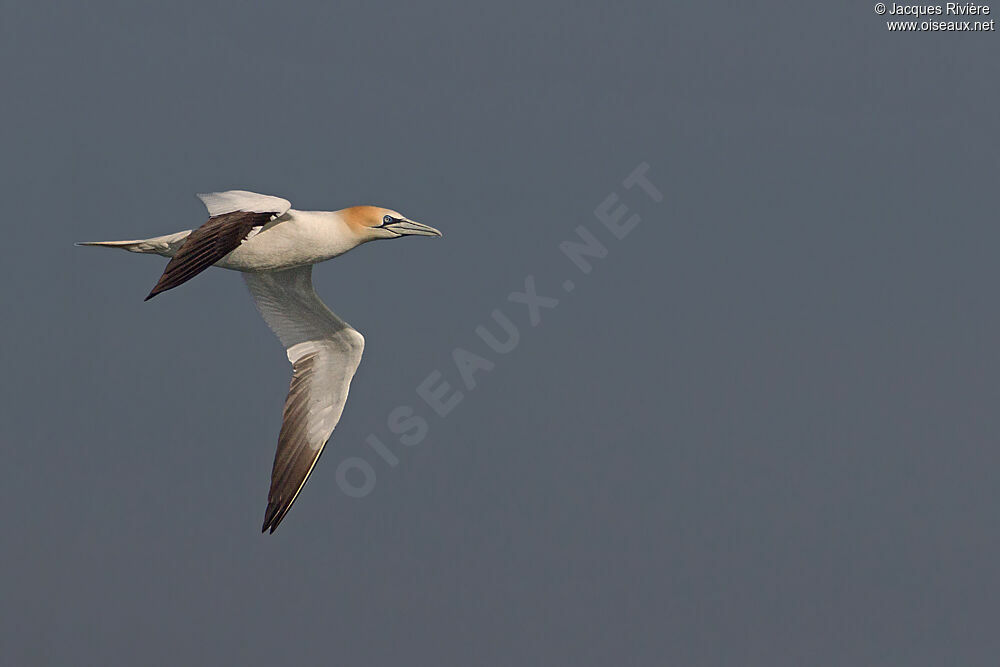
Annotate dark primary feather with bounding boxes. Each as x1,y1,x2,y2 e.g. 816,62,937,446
262,350,327,533
144,210,275,300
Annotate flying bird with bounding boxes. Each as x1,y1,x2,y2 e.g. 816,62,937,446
79,190,442,533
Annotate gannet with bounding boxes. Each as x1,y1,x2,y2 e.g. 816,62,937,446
79,190,442,533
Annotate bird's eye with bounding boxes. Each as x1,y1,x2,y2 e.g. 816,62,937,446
382,215,393,225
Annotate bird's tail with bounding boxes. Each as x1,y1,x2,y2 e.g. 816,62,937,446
75,230,191,257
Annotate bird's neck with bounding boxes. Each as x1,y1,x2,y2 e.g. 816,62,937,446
283,209,365,262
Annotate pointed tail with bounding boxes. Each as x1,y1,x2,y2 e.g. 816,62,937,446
75,230,192,257
76,239,153,252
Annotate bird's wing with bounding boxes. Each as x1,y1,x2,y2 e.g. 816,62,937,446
244,265,365,533
143,191,292,300
196,190,291,218
145,210,276,300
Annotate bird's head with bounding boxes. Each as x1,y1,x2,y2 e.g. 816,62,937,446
341,206,442,242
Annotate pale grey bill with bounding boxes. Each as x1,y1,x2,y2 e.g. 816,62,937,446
385,220,443,237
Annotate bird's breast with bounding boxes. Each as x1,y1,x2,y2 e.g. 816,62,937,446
216,210,360,272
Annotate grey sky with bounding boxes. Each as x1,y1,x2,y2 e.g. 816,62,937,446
2,2,999,665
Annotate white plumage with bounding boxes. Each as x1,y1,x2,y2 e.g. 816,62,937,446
196,190,291,218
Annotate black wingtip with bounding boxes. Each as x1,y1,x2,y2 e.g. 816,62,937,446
261,502,281,534
145,281,167,301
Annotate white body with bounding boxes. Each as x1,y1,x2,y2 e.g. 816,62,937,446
222,210,366,271
131,209,366,272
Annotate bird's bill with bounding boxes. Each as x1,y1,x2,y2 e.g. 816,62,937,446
384,219,442,237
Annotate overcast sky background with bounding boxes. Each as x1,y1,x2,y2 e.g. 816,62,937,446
2,2,999,665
